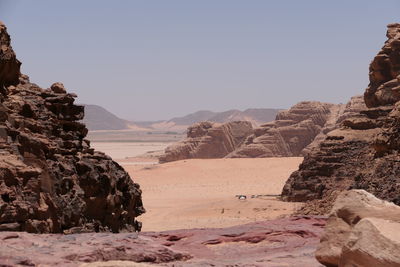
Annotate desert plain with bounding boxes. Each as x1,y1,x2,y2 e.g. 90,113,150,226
125,157,303,231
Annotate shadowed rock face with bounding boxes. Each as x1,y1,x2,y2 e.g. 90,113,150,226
0,23,144,233
159,121,253,163
0,22,20,89
364,23,400,107
282,23,400,208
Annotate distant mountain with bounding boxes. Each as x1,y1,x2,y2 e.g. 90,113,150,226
205,108,281,126
82,104,132,131
168,110,216,125
82,104,281,132
137,108,281,132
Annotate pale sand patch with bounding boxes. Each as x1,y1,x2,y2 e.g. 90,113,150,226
90,141,171,161
123,158,304,231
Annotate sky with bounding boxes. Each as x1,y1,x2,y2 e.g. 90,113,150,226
0,1,399,121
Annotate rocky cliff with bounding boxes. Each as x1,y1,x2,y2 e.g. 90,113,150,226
282,23,400,207
227,101,344,158
159,121,253,163
0,22,144,233
161,100,367,162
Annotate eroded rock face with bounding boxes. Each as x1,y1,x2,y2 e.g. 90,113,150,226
0,24,144,233
159,121,253,163
227,101,345,158
364,23,400,107
282,24,400,206
316,190,400,267
0,22,21,89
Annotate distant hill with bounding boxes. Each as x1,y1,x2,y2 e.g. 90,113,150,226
82,104,132,131
205,108,280,126
136,108,282,132
168,110,216,125
82,104,281,132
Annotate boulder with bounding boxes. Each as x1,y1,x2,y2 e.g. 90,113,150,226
315,190,400,266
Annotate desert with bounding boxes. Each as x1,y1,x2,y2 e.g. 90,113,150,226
2,2,400,267
124,157,303,231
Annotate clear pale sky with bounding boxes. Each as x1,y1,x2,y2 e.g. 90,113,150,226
1,1,399,121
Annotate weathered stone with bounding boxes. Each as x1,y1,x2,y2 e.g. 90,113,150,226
340,218,400,267
0,23,144,233
315,190,400,266
0,216,326,266
0,22,21,89
159,121,253,163
282,24,400,207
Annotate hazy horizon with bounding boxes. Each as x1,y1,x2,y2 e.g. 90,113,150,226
1,0,399,120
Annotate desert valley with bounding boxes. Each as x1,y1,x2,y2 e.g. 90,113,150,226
1,3,400,267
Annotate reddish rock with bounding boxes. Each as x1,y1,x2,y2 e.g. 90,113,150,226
0,23,144,233
159,121,253,163
0,22,21,89
0,216,326,266
282,24,400,210
228,101,345,158
365,23,400,107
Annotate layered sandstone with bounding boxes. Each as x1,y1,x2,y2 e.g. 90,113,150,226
161,100,368,162
0,23,144,233
282,23,400,207
159,121,253,163
227,101,345,158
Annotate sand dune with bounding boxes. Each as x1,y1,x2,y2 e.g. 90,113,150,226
123,157,303,231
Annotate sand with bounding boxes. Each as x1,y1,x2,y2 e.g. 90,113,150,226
90,142,171,161
123,157,304,231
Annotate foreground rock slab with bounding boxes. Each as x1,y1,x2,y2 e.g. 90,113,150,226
316,190,400,267
0,216,326,267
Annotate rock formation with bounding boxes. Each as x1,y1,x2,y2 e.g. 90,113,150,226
316,190,400,267
161,99,368,162
0,216,326,266
0,23,144,233
282,23,400,206
0,22,20,89
227,101,344,158
159,121,253,163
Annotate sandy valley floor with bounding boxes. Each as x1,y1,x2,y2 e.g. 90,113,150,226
122,157,304,231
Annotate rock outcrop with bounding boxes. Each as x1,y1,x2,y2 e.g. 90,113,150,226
161,99,368,162
316,190,400,267
0,22,20,89
159,121,253,163
227,101,345,158
282,24,400,206
364,23,400,107
0,23,144,233
0,216,326,266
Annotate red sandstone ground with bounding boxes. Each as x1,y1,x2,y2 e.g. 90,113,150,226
0,216,326,266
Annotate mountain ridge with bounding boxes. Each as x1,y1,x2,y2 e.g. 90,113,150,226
83,104,282,131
